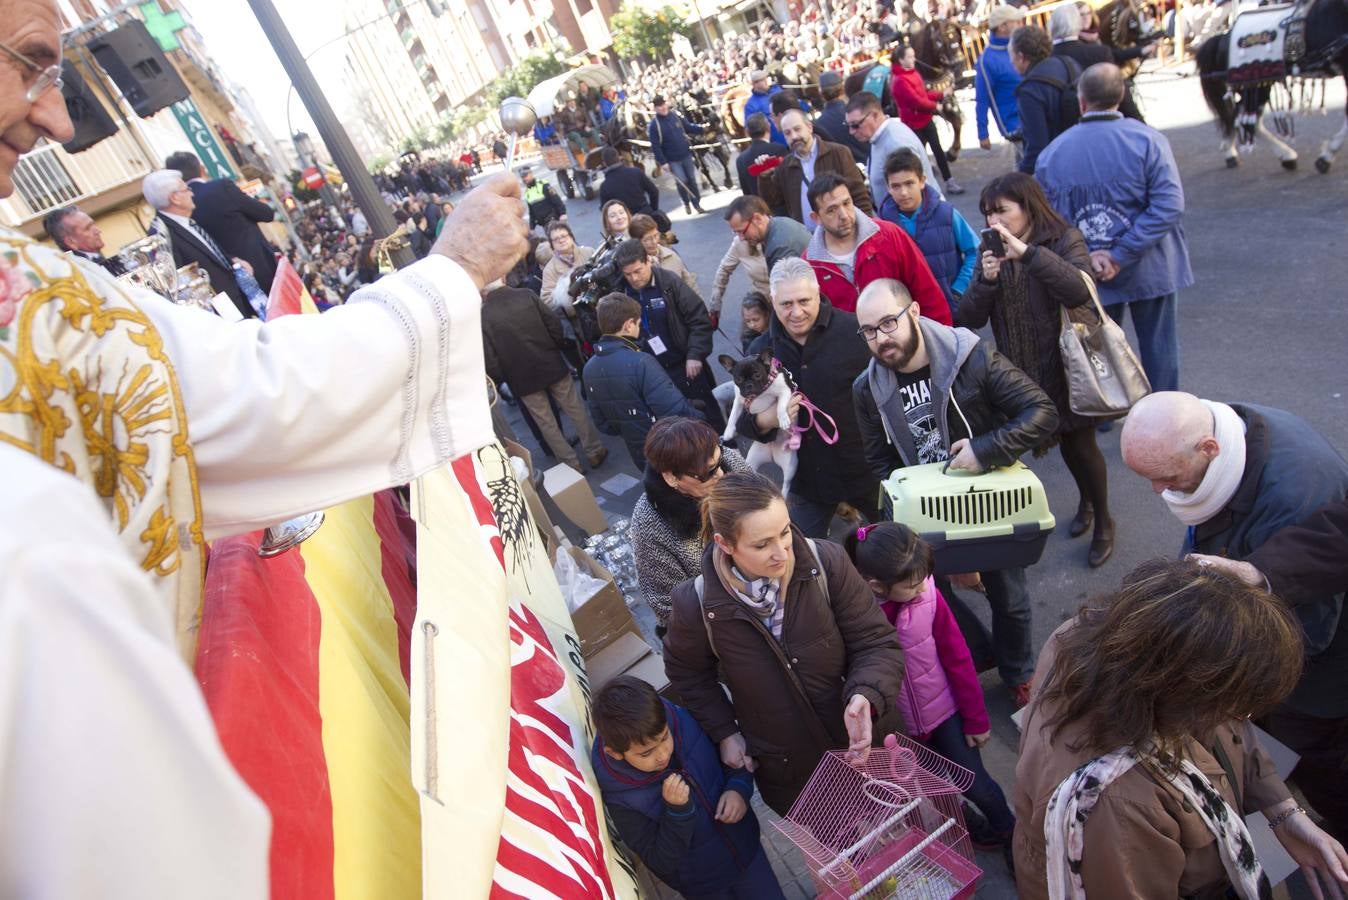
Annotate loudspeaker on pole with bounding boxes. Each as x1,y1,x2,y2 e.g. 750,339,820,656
87,19,190,118
60,59,120,154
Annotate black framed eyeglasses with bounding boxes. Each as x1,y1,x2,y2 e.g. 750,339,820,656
857,299,917,341
690,452,726,483
0,41,63,103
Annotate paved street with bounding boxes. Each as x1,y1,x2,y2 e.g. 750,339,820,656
499,62,1348,898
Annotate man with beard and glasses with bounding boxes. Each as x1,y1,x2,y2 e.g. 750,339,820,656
851,278,1058,708
802,172,947,318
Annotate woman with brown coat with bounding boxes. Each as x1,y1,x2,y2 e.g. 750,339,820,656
957,172,1116,568
662,472,905,815
1014,558,1348,900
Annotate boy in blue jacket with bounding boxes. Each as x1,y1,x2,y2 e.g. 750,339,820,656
591,676,786,899
877,148,980,320
583,293,703,470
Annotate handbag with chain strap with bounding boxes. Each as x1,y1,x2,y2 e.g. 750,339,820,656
1058,270,1151,417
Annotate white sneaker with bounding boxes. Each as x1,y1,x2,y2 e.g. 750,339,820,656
945,177,966,195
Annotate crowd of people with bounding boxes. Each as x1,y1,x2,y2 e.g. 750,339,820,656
11,0,1348,896
472,5,1348,896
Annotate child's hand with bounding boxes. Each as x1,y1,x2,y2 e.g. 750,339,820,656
715,790,748,823
662,773,690,806
965,731,991,749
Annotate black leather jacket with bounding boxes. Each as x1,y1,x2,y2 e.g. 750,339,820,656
851,319,1058,481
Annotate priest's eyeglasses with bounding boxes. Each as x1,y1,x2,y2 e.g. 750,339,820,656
0,41,63,102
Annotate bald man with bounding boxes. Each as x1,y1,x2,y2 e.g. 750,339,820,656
1122,391,1348,841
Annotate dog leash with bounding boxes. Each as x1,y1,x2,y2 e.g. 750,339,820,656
788,392,839,451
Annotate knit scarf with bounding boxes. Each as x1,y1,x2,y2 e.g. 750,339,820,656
995,248,1050,388
1045,745,1267,900
1162,401,1247,526
712,546,793,640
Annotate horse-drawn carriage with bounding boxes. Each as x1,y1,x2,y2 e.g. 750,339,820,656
526,65,622,199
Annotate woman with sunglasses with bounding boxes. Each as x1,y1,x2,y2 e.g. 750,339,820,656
631,418,749,636
662,470,903,815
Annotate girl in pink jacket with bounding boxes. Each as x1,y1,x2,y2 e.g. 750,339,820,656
845,522,1016,851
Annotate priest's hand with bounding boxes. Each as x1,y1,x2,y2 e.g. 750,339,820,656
433,174,528,292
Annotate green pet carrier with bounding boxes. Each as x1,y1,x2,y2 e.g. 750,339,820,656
879,461,1056,575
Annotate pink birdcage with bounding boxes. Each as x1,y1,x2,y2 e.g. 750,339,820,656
773,733,983,900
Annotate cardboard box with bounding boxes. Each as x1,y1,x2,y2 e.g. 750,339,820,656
584,632,651,689
583,631,671,696
564,546,642,657
542,463,609,537
504,439,559,560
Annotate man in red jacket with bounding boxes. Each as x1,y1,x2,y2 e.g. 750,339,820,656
802,172,950,321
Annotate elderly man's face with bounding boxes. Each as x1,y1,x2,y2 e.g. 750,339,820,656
781,111,813,156
65,210,103,252
0,2,74,198
1123,443,1214,496
168,179,195,214
771,276,821,341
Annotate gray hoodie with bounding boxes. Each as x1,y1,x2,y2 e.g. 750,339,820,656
864,318,980,468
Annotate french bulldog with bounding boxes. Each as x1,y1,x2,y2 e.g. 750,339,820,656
718,349,799,496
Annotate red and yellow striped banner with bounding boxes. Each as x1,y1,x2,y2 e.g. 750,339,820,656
196,491,421,900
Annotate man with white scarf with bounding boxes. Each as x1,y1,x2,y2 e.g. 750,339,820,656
1122,391,1348,846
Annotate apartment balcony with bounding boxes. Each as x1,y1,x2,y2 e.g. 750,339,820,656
0,128,154,234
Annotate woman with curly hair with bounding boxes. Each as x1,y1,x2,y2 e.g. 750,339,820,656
1013,558,1348,899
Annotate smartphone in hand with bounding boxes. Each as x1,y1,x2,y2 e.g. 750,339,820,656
980,227,1006,257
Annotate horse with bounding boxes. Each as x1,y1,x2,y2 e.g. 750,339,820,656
910,17,971,161
1095,0,1149,79
1195,0,1348,173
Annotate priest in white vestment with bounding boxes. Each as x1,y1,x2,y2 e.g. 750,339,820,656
0,4,528,895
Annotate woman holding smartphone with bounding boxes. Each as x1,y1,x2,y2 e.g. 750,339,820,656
956,172,1116,568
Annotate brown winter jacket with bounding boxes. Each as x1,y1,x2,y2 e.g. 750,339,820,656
662,529,904,815
757,138,875,223
1013,624,1293,900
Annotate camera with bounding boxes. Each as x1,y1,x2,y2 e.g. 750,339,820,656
568,241,623,308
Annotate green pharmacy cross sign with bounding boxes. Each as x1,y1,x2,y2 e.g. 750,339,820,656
140,1,187,53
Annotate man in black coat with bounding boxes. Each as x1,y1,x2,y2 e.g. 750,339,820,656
616,238,723,431
735,257,877,538
597,147,665,229
734,113,788,197
851,277,1058,702
166,152,279,294
481,281,608,472
1049,5,1145,120
813,71,869,165
143,168,256,320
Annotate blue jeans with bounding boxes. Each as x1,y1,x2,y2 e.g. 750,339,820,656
1105,293,1179,393
921,713,1016,834
685,848,786,900
668,155,702,206
939,568,1034,689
